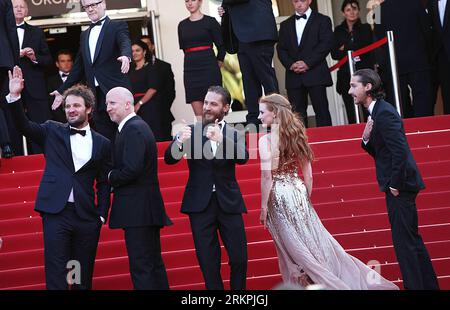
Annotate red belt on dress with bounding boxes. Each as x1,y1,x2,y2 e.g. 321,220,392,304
184,45,212,53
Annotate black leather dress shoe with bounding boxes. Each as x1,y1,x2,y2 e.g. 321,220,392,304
1,145,14,158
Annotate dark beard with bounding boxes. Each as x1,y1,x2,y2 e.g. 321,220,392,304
202,113,223,126
68,117,86,128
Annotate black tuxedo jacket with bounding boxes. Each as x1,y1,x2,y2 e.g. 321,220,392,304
154,58,175,140
362,99,425,193
225,0,278,43
380,0,432,74
47,74,67,123
18,23,53,98
277,12,333,89
58,17,132,109
428,0,450,62
164,122,249,214
0,0,18,69
109,115,172,229
8,99,112,221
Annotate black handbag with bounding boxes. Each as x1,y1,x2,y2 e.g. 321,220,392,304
221,6,240,54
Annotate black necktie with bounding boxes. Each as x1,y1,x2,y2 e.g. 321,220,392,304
16,24,25,29
90,18,105,28
70,128,86,136
295,14,307,20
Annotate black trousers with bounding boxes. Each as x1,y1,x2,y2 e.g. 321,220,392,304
91,87,117,142
42,203,102,290
189,193,247,290
436,51,450,115
124,226,169,290
237,41,279,125
385,191,439,290
287,86,332,128
0,107,10,147
399,70,433,118
0,68,11,147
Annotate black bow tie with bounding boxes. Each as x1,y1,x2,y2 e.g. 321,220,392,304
70,128,86,136
295,14,307,20
90,18,105,28
61,73,69,78
16,24,25,29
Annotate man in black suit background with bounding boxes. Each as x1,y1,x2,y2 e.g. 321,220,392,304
164,86,249,290
1,0,18,158
47,50,74,123
277,0,333,127
350,69,439,290
106,87,171,290
0,0,17,89
218,0,279,127
140,35,176,141
428,0,450,115
51,0,132,142
7,66,112,290
380,0,434,118
13,0,52,153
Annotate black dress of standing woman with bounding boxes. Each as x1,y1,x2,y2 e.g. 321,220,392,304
128,40,165,141
178,0,225,120
331,0,375,124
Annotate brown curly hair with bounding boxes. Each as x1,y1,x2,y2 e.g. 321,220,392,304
259,94,314,166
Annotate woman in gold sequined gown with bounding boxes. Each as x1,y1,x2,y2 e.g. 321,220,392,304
257,94,398,290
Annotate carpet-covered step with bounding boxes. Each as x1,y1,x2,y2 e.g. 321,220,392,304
303,115,450,142
307,130,450,158
90,255,450,287
2,173,449,208
4,196,449,253
2,180,449,236
2,143,450,190
157,159,450,189
3,183,450,225
2,211,449,258
2,239,448,289
1,188,449,237
1,128,449,175
2,207,448,272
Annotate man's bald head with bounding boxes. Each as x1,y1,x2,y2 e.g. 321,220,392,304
106,87,136,125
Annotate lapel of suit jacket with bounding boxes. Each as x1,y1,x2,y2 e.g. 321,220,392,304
22,23,31,49
214,122,229,160
287,16,298,50
79,130,100,171
93,17,110,64
83,30,92,66
444,0,450,30
299,11,316,50
202,124,214,160
63,124,76,172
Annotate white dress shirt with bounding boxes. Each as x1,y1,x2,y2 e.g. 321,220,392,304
67,124,93,202
362,100,376,145
118,112,137,133
367,100,376,116
439,0,448,26
295,7,312,46
211,120,225,192
16,22,25,49
88,16,106,87
60,71,69,83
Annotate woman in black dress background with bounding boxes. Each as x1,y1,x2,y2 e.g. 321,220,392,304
128,40,165,141
178,0,225,121
331,0,375,124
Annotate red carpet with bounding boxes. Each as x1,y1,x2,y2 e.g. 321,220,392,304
1,115,450,290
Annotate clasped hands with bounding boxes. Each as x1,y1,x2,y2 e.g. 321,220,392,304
290,60,309,74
